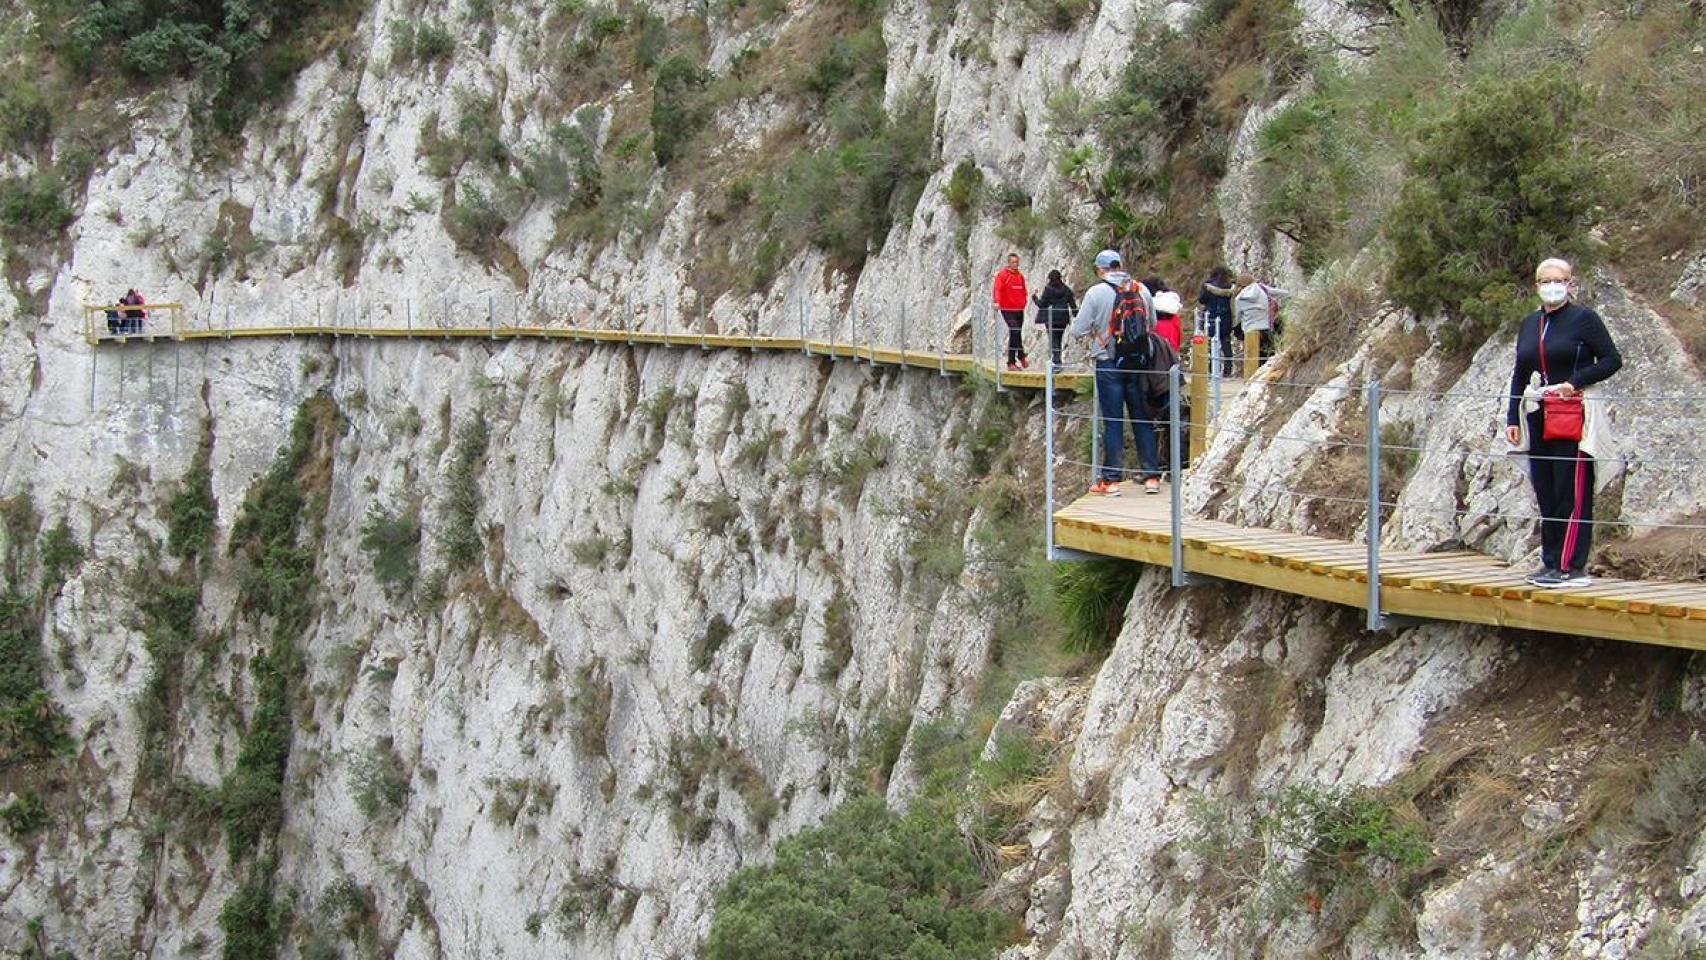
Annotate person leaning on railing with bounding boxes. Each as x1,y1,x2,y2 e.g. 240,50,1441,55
1504,257,1622,589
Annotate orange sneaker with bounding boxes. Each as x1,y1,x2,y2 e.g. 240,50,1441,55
1089,479,1121,496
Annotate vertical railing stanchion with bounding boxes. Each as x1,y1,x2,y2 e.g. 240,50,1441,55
1211,317,1223,422
407,298,413,334
799,297,808,355
993,306,1005,392
1366,380,1383,630
1189,334,1209,465
488,295,495,340
938,310,947,377
1169,364,1186,586
900,300,908,366
699,291,708,351
1091,363,1101,487
626,293,635,346
1045,346,1061,560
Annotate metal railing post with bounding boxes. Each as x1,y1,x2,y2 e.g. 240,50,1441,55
1189,334,1209,465
1046,347,1057,559
993,306,1005,392
488,295,495,339
900,300,908,365
1091,364,1101,485
938,309,947,377
1210,316,1223,421
1169,364,1186,586
406,298,413,334
1366,380,1383,630
799,297,808,355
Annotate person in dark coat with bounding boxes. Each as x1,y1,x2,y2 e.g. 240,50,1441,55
1198,266,1234,375
1504,257,1622,588
1031,269,1077,368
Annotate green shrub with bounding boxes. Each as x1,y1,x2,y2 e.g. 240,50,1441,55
1383,67,1601,351
441,418,490,571
761,85,936,271
0,791,46,837
818,588,853,681
702,796,1006,960
943,159,983,215
1187,784,1429,925
1021,0,1098,30
652,54,709,167
446,185,509,260
350,746,409,819
0,171,73,240
1053,559,1142,654
394,20,455,64
0,82,52,150
218,859,284,960
0,594,73,770
521,118,601,210
569,659,612,757
693,614,732,672
41,0,365,139
570,535,611,566
359,507,420,595
37,521,83,596
166,458,217,560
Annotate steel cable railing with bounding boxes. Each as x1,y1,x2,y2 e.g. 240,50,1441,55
1040,350,1706,629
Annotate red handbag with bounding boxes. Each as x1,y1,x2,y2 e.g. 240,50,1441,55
1541,393,1584,441
1538,320,1584,442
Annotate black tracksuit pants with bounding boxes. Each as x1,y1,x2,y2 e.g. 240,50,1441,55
1526,412,1595,574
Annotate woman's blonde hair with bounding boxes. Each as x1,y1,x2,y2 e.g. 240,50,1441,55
1534,258,1573,281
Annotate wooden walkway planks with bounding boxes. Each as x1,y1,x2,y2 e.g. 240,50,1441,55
1054,481,1706,651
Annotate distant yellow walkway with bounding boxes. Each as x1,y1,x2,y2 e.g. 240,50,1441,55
83,312,1088,392
1055,483,1706,651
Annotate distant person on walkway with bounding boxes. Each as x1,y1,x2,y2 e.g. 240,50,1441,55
993,253,1029,370
1070,249,1160,496
1504,257,1622,588
1234,272,1287,362
118,288,146,334
1198,266,1235,375
1152,289,1182,353
1031,269,1077,368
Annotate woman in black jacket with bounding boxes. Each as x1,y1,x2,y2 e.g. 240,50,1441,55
1198,266,1234,375
1503,257,1621,588
1032,270,1077,368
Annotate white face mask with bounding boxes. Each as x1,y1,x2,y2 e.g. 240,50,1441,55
1537,280,1570,306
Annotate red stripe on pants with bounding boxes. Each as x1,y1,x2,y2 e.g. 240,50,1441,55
1560,453,1587,567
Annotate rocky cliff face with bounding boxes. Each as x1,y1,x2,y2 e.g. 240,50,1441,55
4,0,1706,956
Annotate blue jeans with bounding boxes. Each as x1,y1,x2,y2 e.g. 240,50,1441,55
1096,358,1158,482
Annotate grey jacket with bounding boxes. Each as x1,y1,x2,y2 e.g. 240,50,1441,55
1068,271,1153,361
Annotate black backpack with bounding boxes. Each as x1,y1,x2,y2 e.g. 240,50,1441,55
1105,278,1152,369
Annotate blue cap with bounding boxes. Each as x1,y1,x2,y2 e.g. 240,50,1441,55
1094,249,1121,269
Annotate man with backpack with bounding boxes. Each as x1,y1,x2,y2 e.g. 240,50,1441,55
1070,249,1161,495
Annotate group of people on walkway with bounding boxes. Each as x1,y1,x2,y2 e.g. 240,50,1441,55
1004,249,1623,588
995,252,1285,497
104,289,148,335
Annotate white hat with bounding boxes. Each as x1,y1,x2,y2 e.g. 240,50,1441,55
1153,290,1181,315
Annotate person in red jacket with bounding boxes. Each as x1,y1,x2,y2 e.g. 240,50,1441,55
992,253,1029,369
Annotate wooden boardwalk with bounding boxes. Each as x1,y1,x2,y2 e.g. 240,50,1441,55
91,311,1706,650
1054,483,1706,650
85,321,1090,392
